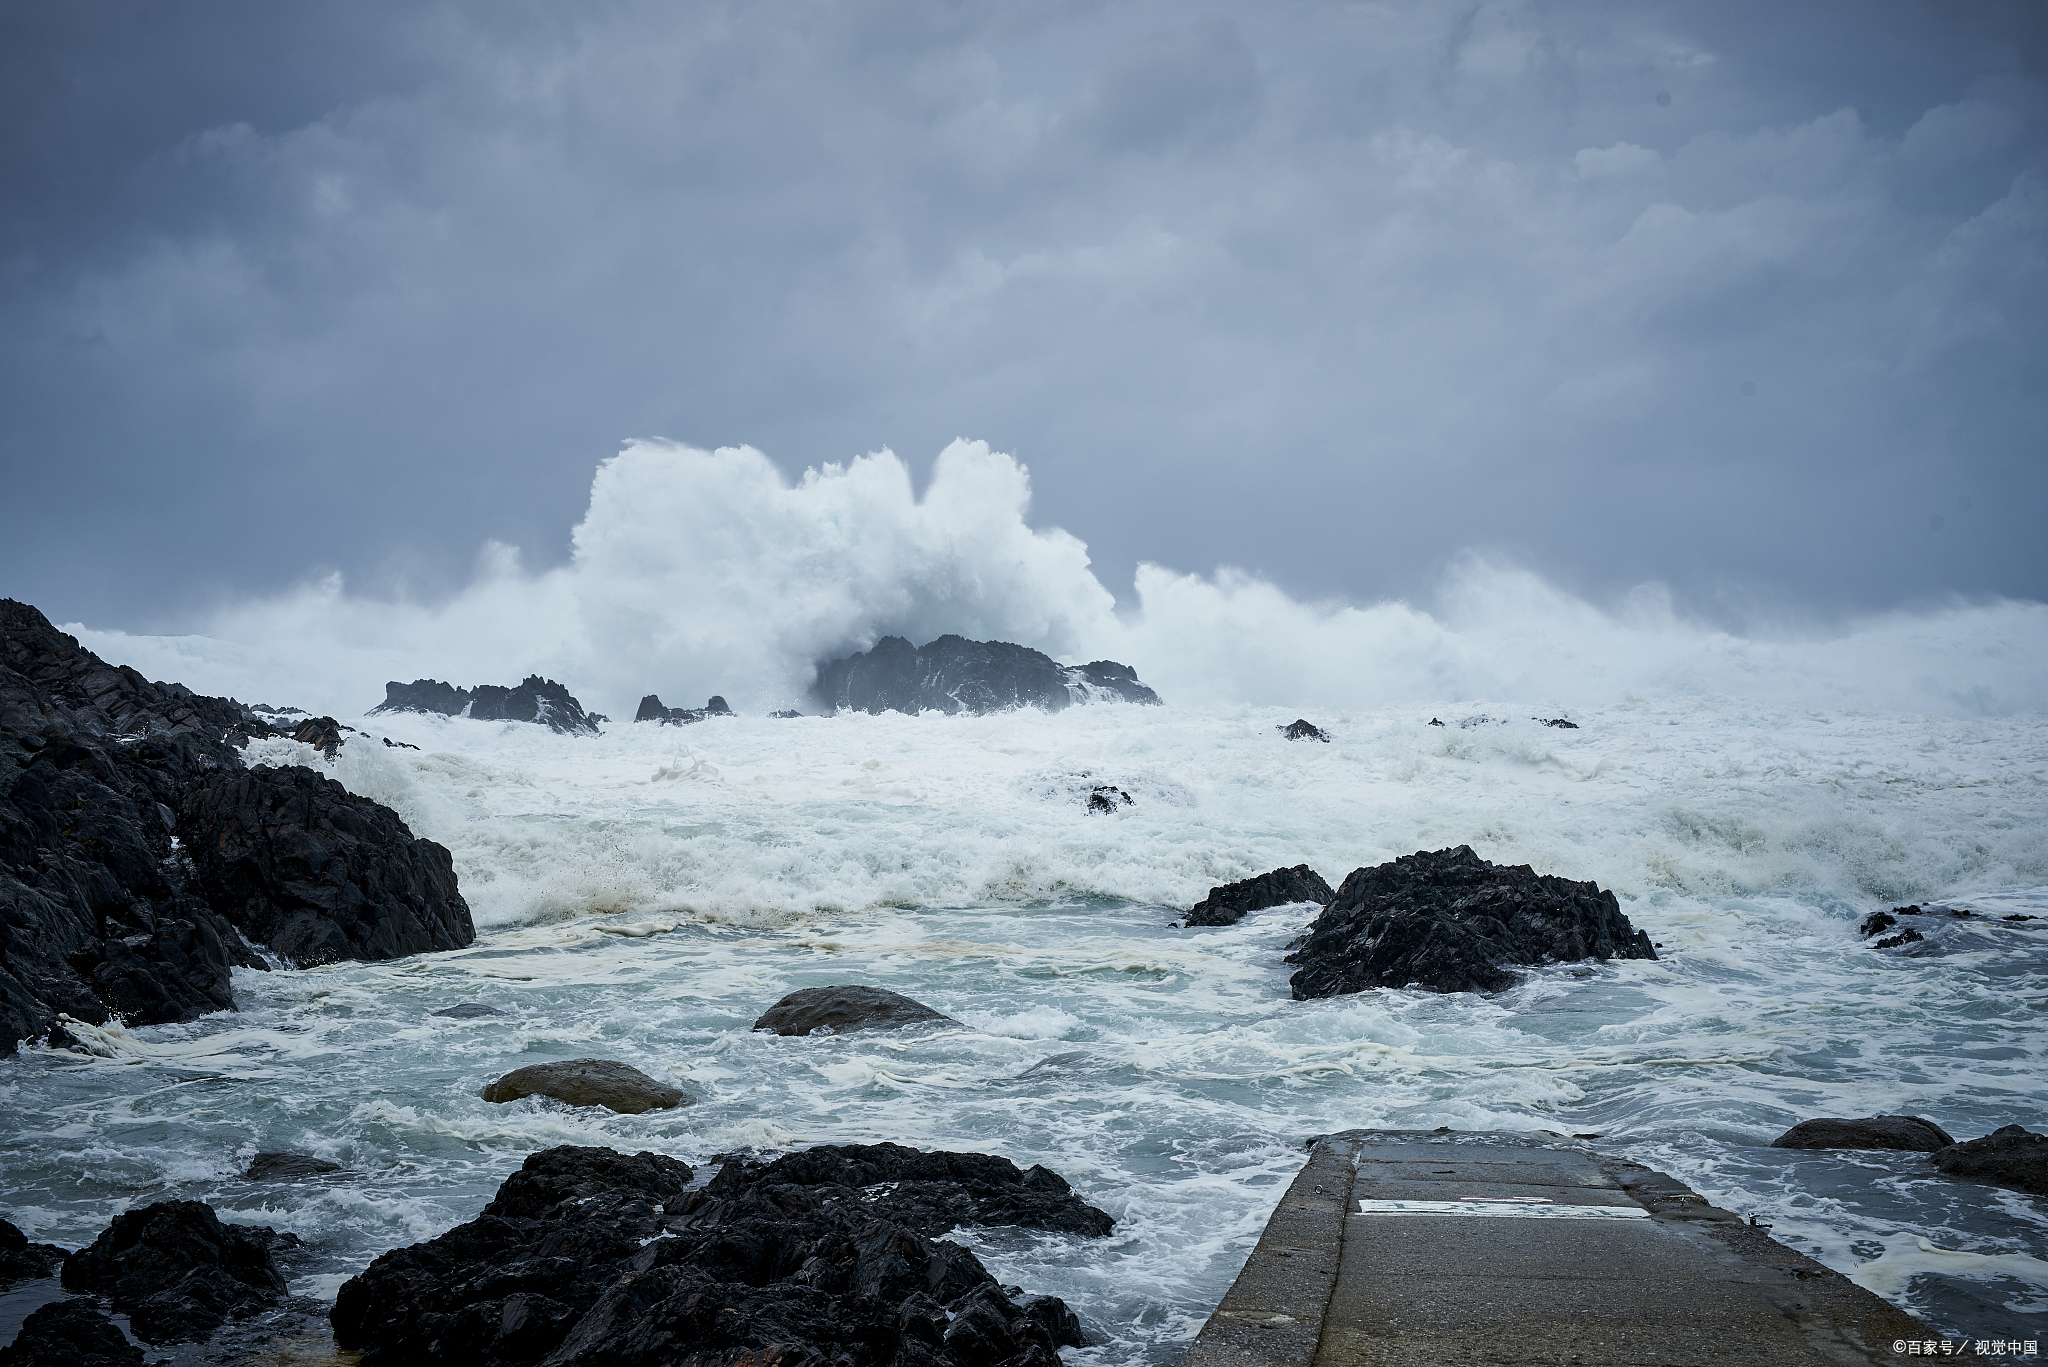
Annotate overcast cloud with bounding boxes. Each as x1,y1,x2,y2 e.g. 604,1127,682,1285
3,0,2044,630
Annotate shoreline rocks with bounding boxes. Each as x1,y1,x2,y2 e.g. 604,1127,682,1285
1769,1116,1956,1152
1931,1125,2048,1196
813,635,1161,716
1279,719,1329,742
1182,865,1334,928
1,1217,67,1286
481,1058,691,1113
754,985,954,1036
635,693,735,724
1286,845,1657,997
330,1143,1102,1367
369,676,602,735
60,1200,298,1344
0,1300,141,1367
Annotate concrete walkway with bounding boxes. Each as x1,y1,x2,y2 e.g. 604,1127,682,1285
1183,1129,1933,1367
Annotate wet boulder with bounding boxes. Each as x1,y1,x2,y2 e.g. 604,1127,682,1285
432,1002,504,1018
331,1142,1099,1367
1769,1116,1956,1152
1183,865,1335,928
480,1058,691,1114
1930,1125,2048,1196
0,1216,67,1286
1279,719,1329,742
60,1200,298,1344
244,1152,343,1181
717,1142,1117,1238
753,985,954,1036
1286,845,1657,998
177,764,474,966
0,1299,142,1367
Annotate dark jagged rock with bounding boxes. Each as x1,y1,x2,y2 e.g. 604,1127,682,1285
814,635,1161,716
245,1151,344,1181
635,693,736,724
432,1001,504,1018
1535,718,1579,729
770,709,804,719
1286,845,1657,998
61,1200,298,1344
754,985,954,1036
380,736,420,750
1427,717,1445,726
289,715,348,756
0,600,272,1053
1930,1125,2048,1196
1280,719,1329,742
0,1299,142,1367
1085,785,1132,814
1768,1116,1955,1152
1858,910,1897,937
480,1058,691,1113
1872,927,1924,949
177,765,474,967
370,676,601,735
1183,865,1335,928
1,1216,68,1285
331,1143,1100,1367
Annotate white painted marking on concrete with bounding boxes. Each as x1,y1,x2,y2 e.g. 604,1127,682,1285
1358,1199,1649,1219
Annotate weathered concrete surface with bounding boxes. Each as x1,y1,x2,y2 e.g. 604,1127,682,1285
1183,1130,1933,1367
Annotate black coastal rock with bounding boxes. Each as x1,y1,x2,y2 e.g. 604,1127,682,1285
60,1199,298,1343
1930,1125,2048,1196
636,694,735,724
1,1216,67,1285
330,1142,1102,1367
0,1300,142,1367
1280,719,1329,742
754,985,954,1036
481,1058,691,1114
1183,865,1335,928
1286,845,1657,998
1769,1116,1956,1152
178,765,474,967
370,676,601,735
813,635,1161,716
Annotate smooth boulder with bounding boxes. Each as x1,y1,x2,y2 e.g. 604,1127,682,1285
481,1058,690,1114
330,1143,1100,1367
754,984,954,1036
1768,1116,1956,1152
60,1200,297,1343
1930,1125,2048,1196
814,634,1161,715
178,764,474,966
1286,844,1658,997
0,1300,142,1367
1183,865,1335,927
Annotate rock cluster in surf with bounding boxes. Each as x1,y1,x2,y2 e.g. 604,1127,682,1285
60,1199,300,1343
1181,865,1335,928
813,635,1160,716
636,692,735,724
370,676,603,734
1285,845,1657,997
0,599,476,1053
330,1142,1106,1367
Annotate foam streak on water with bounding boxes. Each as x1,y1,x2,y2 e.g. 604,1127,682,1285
3,701,2045,1358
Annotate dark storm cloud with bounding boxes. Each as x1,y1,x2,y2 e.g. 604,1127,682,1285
2,0,2043,628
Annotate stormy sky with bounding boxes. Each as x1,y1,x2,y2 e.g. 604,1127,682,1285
4,0,2045,631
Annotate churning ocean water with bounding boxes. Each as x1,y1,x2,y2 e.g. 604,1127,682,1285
7,441,2048,1357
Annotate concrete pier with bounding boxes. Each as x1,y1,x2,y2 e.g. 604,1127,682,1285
1183,1129,1934,1367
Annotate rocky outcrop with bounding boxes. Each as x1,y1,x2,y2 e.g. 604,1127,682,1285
635,693,735,724
1930,1125,2048,1196
288,716,348,756
330,1143,1101,1367
481,1058,691,1113
1286,845,1657,998
60,1200,298,1343
245,1152,343,1181
0,1300,142,1367
1085,784,1132,814
370,676,601,735
754,985,954,1036
1183,865,1334,928
1280,719,1329,742
1,1216,67,1285
0,600,272,1053
1769,1116,1955,1152
813,635,1161,716
177,765,473,967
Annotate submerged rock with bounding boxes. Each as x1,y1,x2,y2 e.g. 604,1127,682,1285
1769,1116,1956,1152
1286,845,1657,998
813,635,1161,715
178,765,474,967
432,1002,504,1019
0,1299,142,1367
635,693,735,724
1,1216,67,1286
1183,865,1335,928
330,1142,1101,1367
1535,718,1579,729
481,1058,691,1113
1279,719,1330,742
369,676,601,735
244,1152,344,1181
1930,1125,2048,1196
754,985,954,1036
60,1200,298,1344
1085,784,1133,814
